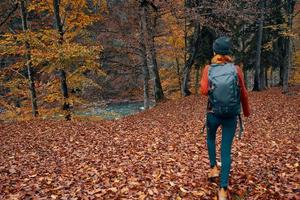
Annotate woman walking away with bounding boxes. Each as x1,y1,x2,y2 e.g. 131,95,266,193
200,36,250,200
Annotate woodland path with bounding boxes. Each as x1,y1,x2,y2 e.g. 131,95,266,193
0,87,299,200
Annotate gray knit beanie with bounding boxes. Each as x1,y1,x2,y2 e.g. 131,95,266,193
213,36,232,55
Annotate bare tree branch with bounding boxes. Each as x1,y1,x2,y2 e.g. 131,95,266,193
0,3,19,28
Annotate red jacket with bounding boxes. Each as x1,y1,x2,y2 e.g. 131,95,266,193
200,55,250,117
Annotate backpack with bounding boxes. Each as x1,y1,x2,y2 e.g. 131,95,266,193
208,63,241,117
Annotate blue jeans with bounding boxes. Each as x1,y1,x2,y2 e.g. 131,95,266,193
206,112,237,188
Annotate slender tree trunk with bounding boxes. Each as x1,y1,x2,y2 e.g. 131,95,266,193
182,21,201,96
277,35,284,86
283,38,290,93
283,0,294,93
253,8,264,91
142,52,150,110
243,68,248,90
175,58,182,95
194,66,200,96
241,20,248,90
283,38,292,93
139,20,150,109
265,66,268,88
279,58,284,86
20,0,38,117
53,0,71,120
184,6,187,70
0,58,4,68
59,69,69,97
260,64,266,90
142,6,165,102
149,34,165,101
270,67,273,87
182,2,187,96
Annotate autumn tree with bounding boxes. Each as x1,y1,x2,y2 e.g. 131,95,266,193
229,1,257,88
282,0,296,93
52,0,71,120
20,0,38,116
181,0,201,96
141,0,190,98
253,1,265,91
140,0,165,102
93,0,152,108
139,13,151,109
0,0,103,119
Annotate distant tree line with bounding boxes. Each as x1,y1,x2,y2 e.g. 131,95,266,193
0,0,298,120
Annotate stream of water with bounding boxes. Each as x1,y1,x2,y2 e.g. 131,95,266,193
75,101,155,120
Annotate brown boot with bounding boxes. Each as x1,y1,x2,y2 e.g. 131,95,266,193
208,166,220,179
218,188,228,200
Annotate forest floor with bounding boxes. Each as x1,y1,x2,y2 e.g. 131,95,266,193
0,87,299,200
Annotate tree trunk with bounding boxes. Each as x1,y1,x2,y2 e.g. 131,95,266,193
277,35,284,86
270,67,273,87
265,66,268,88
59,69,69,98
142,6,165,102
182,21,201,96
283,37,291,93
253,9,264,91
20,0,38,117
149,35,165,101
243,68,248,90
194,66,200,96
279,58,284,86
241,21,247,89
53,0,64,45
53,0,71,120
175,58,182,95
283,0,295,93
139,20,150,110
142,52,150,110
260,64,266,90
184,9,187,70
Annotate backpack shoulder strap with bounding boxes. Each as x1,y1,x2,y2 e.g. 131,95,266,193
234,64,242,86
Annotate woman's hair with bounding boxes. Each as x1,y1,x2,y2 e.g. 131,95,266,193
211,54,234,64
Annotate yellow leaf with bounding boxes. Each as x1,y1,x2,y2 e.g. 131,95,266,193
109,187,118,192
192,190,205,197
